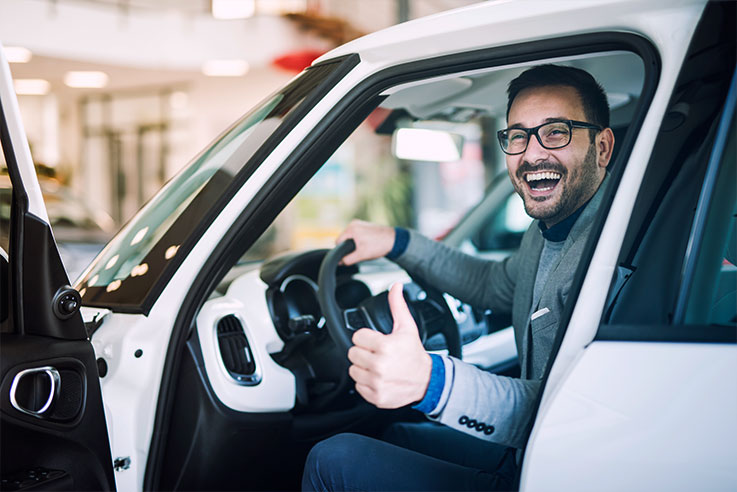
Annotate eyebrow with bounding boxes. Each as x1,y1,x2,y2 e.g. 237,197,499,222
507,117,569,129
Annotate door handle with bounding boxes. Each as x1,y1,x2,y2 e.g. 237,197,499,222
9,366,61,418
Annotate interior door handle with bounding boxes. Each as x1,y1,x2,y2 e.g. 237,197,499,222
9,366,61,418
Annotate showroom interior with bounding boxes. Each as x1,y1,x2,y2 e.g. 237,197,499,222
0,0,502,280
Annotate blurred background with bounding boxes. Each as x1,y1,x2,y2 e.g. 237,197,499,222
0,0,511,278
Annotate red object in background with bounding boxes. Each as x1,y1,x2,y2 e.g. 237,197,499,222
272,50,326,72
366,107,391,130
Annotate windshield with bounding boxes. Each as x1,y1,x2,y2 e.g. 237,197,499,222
78,57,354,312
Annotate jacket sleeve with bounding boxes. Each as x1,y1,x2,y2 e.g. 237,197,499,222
393,230,523,313
429,356,540,449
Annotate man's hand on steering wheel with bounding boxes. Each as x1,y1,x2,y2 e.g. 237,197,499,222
336,220,396,265
347,283,433,409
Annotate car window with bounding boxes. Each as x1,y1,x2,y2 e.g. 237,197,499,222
471,192,531,253
77,57,355,311
1,140,9,330
601,46,735,332
236,51,645,265
677,103,736,326
0,141,8,255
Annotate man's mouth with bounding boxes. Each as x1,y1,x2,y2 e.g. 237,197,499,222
525,171,561,194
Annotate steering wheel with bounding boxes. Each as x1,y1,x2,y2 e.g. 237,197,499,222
318,240,462,360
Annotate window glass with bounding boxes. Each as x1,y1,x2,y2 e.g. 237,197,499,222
680,113,736,326
0,138,8,255
603,58,734,329
1,139,9,329
237,51,644,266
472,192,532,253
78,60,346,308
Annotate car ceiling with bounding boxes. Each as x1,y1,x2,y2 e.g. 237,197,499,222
380,51,644,123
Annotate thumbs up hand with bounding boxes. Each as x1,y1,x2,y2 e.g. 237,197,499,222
347,283,433,409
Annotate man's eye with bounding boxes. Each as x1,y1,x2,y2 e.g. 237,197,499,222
509,132,526,141
544,125,570,137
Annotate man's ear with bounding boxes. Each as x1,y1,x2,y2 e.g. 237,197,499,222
597,128,615,169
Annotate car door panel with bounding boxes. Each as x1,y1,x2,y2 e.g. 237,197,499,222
1,335,115,491
523,339,737,491
1,44,115,491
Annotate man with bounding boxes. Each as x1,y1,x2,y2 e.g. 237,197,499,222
303,64,615,491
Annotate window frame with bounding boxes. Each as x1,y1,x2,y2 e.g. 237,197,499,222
595,2,736,343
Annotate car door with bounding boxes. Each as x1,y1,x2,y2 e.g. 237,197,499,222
522,2,736,490
0,46,115,490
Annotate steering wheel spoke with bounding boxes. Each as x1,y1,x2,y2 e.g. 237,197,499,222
319,240,463,360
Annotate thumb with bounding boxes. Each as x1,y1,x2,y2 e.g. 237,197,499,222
388,283,418,334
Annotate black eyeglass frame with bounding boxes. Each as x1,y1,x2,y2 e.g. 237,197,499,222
497,119,603,155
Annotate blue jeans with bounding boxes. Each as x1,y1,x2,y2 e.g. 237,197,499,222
302,422,517,491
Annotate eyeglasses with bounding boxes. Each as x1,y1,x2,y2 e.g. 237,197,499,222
497,120,602,155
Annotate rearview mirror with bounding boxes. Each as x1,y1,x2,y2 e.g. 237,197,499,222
392,128,464,162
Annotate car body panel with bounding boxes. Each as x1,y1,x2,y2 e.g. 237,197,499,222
317,0,704,69
525,342,737,490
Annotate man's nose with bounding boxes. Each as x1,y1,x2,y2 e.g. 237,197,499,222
523,134,551,164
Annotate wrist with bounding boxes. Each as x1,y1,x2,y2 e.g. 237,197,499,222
415,352,433,402
386,227,409,259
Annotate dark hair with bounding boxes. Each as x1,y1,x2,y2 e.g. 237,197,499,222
506,64,610,130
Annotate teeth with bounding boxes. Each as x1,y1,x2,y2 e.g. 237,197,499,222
525,172,561,182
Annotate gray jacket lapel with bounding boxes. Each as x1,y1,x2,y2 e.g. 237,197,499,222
514,229,543,379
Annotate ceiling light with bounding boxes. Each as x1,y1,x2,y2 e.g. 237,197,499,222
212,0,255,20
4,46,32,63
14,79,50,96
202,59,249,77
63,71,109,89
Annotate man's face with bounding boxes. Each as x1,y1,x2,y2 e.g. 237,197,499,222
505,85,609,227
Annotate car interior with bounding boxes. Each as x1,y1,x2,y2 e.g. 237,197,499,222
144,49,649,490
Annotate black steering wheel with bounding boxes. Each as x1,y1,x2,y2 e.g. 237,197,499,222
318,239,462,360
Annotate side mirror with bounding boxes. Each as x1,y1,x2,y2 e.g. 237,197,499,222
392,128,464,162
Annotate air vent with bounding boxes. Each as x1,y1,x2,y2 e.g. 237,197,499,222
216,315,260,385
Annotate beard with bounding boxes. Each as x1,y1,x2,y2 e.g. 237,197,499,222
514,143,601,225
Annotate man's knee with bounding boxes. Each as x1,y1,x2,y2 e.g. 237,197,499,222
302,433,365,491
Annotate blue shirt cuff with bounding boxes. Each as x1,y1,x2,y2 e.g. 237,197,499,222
412,354,445,414
386,227,409,260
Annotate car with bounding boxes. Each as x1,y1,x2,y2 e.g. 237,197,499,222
1,0,735,491
0,173,115,281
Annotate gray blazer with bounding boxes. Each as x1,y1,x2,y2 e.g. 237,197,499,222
395,181,607,449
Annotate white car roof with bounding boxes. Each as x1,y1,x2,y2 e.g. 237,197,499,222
315,0,707,68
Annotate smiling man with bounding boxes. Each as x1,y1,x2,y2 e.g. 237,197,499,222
303,65,614,491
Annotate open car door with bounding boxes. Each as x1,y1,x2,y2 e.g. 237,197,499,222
0,46,115,490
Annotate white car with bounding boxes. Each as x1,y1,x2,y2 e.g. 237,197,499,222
1,0,735,490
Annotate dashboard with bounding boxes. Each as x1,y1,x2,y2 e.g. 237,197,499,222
195,248,518,414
